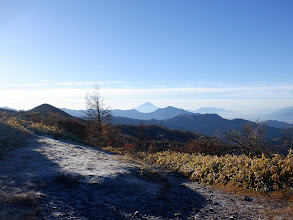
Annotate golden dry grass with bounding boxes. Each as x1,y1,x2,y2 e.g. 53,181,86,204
140,151,293,192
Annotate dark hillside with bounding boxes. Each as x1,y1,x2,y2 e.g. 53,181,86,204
0,108,17,113
118,124,199,143
112,114,283,140
265,120,293,129
148,106,195,120
30,104,73,119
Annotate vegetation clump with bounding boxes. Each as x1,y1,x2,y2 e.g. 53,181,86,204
0,112,32,156
141,150,293,192
0,110,87,155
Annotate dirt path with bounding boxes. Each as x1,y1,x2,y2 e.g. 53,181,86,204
0,136,289,219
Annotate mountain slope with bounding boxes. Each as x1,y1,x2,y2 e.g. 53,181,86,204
265,120,293,129
194,107,231,114
112,109,145,119
118,124,199,143
30,104,73,118
135,102,158,113
61,108,85,117
0,108,17,113
267,107,293,123
112,114,283,140
0,106,18,112
149,106,195,120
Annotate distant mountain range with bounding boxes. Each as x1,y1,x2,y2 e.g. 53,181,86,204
264,120,293,129
2,103,293,141
111,114,283,140
192,107,239,120
112,106,196,120
0,106,18,112
60,108,85,118
265,106,293,123
0,108,17,113
193,107,232,114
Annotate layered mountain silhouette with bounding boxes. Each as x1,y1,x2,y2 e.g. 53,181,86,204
192,107,241,120
194,107,232,114
0,106,18,112
266,107,293,123
0,107,17,113
112,106,195,120
9,103,289,141
111,114,283,140
61,108,85,117
264,120,293,129
118,124,199,143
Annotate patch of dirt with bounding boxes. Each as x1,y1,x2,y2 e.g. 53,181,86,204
0,136,291,219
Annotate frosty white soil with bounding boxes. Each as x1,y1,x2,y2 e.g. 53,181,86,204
0,136,288,219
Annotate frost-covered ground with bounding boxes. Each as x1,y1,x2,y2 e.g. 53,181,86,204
0,136,289,219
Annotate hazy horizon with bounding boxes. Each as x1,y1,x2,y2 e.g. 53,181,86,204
1,101,290,120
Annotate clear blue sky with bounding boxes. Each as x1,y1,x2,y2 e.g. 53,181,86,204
1,0,293,112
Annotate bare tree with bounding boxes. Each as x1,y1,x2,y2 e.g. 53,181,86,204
226,122,270,156
282,127,293,146
85,86,112,146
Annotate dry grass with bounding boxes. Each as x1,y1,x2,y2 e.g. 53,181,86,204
140,151,293,192
0,191,40,206
0,112,74,157
137,166,169,185
139,150,293,219
0,115,32,156
0,190,44,219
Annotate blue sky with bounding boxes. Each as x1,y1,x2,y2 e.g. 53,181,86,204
0,0,293,112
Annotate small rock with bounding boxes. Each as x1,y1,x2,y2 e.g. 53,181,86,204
133,211,140,217
212,201,219,206
209,208,215,212
229,216,235,219
243,195,252,202
174,212,182,218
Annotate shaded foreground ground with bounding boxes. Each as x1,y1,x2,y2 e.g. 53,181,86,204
0,136,290,219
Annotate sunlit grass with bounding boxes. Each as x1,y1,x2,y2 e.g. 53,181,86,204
0,112,66,156
139,151,293,192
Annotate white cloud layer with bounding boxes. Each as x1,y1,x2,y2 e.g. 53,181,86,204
7,81,127,88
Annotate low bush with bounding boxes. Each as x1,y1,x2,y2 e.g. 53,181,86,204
0,191,39,206
56,118,87,139
0,113,32,156
140,150,293,192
